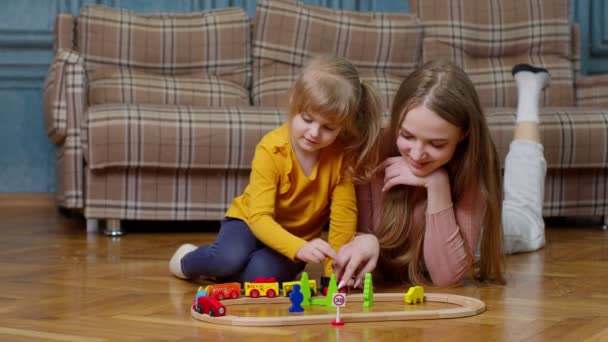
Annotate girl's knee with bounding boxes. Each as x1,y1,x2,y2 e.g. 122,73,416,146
213,250,251,276
239,253,303,283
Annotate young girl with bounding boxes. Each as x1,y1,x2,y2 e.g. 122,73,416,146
332,60,549,288
169,55,382,283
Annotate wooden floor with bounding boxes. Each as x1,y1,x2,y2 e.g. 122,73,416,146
1,195,608,341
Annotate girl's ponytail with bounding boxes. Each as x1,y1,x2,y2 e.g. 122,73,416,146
350,80,383,182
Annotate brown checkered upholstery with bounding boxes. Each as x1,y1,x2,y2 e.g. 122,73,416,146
487,108,608,218
82,107,285,221
88,68,250,106
82,105,284,170
43,49,86,208
410,0,575,108
42,1,608,224
575,75,608,107
44,5,254,212
488,109,608,169
54,13,74,52
252,0,421,110
544,169,608,217
76,5,252,89
84,167,252,220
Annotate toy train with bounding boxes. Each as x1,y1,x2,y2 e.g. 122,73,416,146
193,295,226,317
204,282,241,300
201,276,344,301
193,275,353,317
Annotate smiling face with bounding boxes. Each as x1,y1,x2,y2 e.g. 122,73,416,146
290,111,342,157
396,104,463,177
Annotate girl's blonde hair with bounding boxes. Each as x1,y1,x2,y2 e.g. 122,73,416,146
375,60,505,285
288,55,383,180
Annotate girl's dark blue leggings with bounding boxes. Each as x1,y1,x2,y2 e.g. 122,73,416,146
181,218,305,283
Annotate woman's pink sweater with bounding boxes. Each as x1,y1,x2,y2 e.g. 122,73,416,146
356,173,484,286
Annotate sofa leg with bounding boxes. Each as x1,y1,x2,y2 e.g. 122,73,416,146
86,219,100,233
104,219,124,236
603,216,608,231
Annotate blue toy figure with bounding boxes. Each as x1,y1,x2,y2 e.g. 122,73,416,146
289,284,304,312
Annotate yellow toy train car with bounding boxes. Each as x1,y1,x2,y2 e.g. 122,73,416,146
244,277,279,298
282,280,317,296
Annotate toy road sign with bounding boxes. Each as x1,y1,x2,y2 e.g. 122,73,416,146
332,293,346,307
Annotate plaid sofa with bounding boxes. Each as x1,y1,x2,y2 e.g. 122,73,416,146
410,0,608,223
43,0,608,233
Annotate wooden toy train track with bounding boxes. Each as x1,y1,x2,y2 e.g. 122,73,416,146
190,292,485,326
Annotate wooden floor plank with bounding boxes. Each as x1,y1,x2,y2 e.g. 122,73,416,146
0,194,607,341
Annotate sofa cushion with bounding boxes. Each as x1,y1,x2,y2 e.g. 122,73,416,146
410,0,574,108
487,108,608,169
88,68,250,106
76,5,251,89
575,75,608,108
83,104,284,170
83,104,608,172
252,0,421,110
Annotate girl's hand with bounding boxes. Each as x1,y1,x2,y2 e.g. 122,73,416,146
295,238,337,264
332,234,379,289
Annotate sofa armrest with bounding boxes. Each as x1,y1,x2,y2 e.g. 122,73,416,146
575,74,608,107
43,49,86,144
43,49,87,209
54,13,74,52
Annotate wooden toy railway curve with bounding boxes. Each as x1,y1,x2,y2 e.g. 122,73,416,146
190,293,485,326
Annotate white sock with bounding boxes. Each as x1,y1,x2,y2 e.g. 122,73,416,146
169,243,197,279
512,65,550,123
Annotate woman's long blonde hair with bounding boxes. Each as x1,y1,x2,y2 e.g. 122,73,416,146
288,55,383,180
375,60,505,285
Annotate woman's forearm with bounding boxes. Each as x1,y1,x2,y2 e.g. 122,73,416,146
423,208,472,286
425,169,453,214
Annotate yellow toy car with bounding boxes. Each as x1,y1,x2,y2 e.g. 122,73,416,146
404,285,424,304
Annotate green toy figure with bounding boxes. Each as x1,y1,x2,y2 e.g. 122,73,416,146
299,272,311,307
363,273,373,308
325,274,339,307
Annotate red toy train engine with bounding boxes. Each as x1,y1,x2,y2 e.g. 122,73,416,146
194,296,226,317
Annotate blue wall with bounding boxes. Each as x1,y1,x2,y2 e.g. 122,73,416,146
1,1,56,192
572,0,608,75
0,0,602,192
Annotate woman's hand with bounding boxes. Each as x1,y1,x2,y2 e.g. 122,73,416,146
332,234,380,288
382,156,427,191
382,156,448,192
295,238,337,264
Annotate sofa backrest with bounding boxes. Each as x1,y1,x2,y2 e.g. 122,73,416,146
75,5,252,90
410,0,575,107
252,0,422,111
